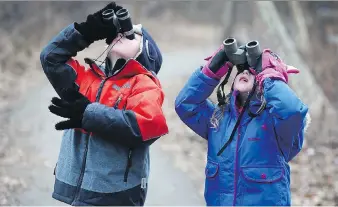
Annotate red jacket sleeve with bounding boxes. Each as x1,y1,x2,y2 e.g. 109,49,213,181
126,74,168,141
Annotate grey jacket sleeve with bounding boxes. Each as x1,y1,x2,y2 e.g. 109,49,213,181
39,23,90,99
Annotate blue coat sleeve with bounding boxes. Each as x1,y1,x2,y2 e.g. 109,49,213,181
263,78,309,162
175,68,219,140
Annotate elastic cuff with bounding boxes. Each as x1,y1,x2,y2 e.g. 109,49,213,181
195,67,220,87
82,103,100,130
202,66,221,80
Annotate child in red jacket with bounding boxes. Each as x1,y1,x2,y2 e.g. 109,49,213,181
41,2,168,206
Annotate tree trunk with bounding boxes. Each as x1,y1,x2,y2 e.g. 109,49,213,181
255,1,338,143
131,1,143,24
289,1,310,55
220,1,234,38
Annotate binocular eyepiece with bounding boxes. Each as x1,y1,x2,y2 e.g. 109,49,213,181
102,8,135,40
222,38,262,72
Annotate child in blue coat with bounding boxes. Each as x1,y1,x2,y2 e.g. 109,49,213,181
175,44,310,206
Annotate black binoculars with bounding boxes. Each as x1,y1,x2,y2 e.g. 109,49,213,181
102,8,135,40
222,38,262,73
216,38,266,156
216,37,266,111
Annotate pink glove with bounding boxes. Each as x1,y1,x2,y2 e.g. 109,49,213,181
255,49,299,91
202,45,233,80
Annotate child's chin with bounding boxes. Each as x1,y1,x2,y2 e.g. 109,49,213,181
236,85,251,93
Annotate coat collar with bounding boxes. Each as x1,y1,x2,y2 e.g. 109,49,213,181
229,90,264,125
84,58,161,87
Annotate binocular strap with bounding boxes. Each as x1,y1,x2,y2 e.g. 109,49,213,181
217,81,260,156
216,67,234,106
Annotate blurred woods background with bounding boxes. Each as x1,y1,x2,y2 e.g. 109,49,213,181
0,1,337,206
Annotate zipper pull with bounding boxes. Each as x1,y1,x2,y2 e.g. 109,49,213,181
113,94,123,109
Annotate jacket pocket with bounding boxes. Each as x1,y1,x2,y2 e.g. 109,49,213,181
238,166,287,205
53,163,57,176
240,166,284,183
124,149,133,183
205,160,219,178
204,160,220,205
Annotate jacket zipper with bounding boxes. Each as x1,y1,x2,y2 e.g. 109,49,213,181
72,134,90,204
232,124,241,206
113,94,133,183
72,78,108,204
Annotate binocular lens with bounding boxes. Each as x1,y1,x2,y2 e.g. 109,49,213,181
116,8,129,19
116,8,134,40
246,40,261,57
102,8,135,40
102,9,115,20
224,38,236,45
223,37,238,54
246,40,258,48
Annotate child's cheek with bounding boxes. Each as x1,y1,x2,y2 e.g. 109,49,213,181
116,35,142,59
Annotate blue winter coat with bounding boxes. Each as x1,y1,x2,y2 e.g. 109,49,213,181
175,68,308,206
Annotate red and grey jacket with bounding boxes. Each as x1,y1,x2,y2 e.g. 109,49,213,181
40,23,168,206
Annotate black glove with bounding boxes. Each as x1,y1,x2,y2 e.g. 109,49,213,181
48,88,91,130
208,47,230,74
74,2,122,44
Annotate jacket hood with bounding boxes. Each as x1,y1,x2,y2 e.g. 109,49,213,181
134,24,162,75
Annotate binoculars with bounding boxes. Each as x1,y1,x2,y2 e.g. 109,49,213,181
222,38,262,73
216,38,266,156
102,8,135,40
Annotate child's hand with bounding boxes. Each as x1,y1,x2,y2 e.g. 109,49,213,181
254,49,299,90
48,88,91,130
202,45,233,80
74,2,122,45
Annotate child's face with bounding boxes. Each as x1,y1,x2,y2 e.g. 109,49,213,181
233,70,255,93
107,33,141,60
